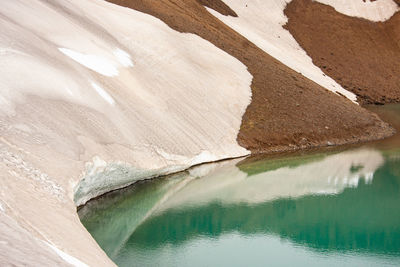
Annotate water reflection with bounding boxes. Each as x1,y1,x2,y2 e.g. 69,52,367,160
156,149,383,210
79,145,400,266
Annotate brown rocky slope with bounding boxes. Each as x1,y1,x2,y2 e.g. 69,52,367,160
107,0,394,153
285,0,400,105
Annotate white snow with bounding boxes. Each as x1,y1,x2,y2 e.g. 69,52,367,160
0,0,252,200
316,0,399,21
113,48,134,67
90,82,115,105
58,48,119,77
0,0,253,263
46,242,89,267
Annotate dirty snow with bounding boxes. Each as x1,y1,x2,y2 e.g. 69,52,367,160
0,0,252,264
46,242,89,267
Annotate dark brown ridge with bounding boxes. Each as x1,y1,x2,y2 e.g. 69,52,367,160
195,0,237,17
106,0,394,153
285,0,400,105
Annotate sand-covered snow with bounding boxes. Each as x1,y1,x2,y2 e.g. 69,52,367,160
0,0,252,201
0,0,252,265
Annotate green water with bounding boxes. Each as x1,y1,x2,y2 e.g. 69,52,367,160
79,104,400,267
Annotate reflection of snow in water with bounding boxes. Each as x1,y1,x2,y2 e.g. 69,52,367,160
156,148,384,212
79,148,385,259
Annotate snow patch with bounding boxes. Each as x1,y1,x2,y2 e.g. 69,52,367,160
45,242,89,267
206,2,358,102
58,48,118,77
0,144,64,200
0,0,252,264
190,151,220,166
113,48,134,67
90,82,115,105
155,148,220,166
316,0,399,22
0,48,27,56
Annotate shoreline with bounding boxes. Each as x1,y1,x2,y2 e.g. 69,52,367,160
78,103,398,209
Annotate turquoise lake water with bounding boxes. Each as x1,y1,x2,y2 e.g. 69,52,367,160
79,104,400,267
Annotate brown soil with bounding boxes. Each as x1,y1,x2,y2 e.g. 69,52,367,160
284,0,400,105
106,0,394,153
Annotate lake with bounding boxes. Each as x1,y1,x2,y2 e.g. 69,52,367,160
79,104,400,267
